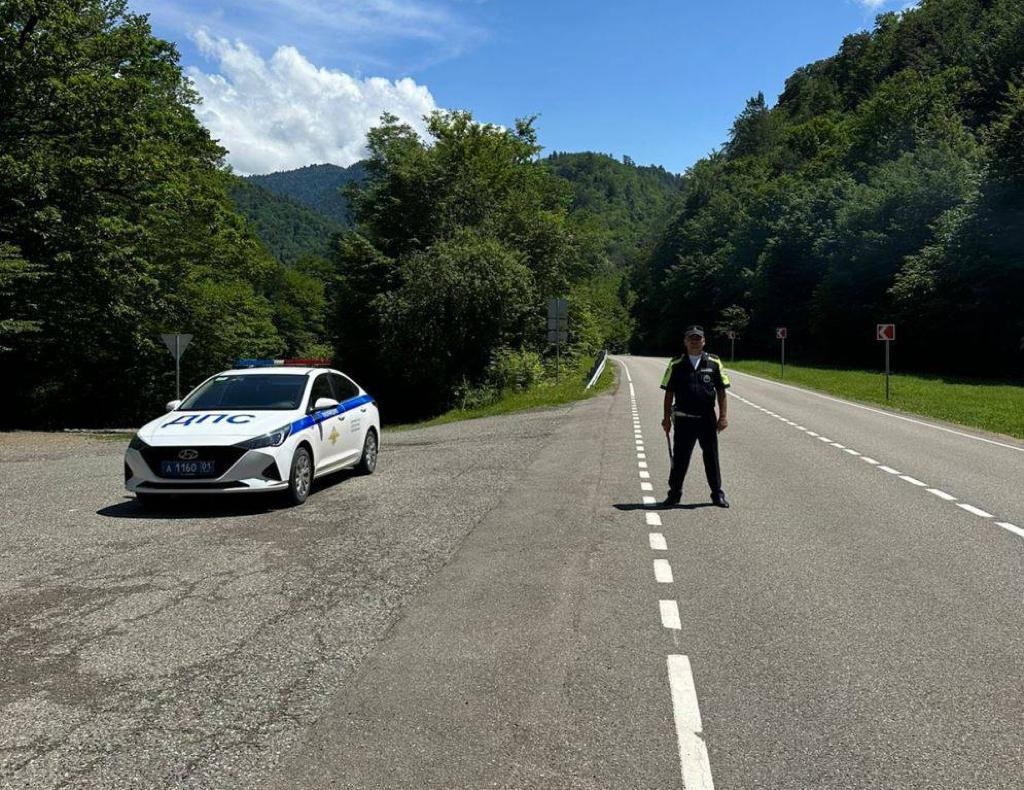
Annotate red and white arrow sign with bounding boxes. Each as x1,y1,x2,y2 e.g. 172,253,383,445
876,323,895,341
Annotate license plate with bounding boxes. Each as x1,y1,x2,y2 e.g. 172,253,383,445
160,460,216,477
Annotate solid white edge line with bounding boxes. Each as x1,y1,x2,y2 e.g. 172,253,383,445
650,532,667,550
645,511,662,527
956,503,993,518
727,368,1024,454
926,488,957,501
653,559,674,583
996,522,1024,539
660,600,681,630
667,655,715,790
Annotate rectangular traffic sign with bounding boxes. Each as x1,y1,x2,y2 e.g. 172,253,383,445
876,323,895,341
547,298,568,321
776,327,787,340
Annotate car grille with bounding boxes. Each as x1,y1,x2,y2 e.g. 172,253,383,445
139,445,248,479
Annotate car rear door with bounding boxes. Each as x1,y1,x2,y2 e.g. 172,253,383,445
330,373,366,465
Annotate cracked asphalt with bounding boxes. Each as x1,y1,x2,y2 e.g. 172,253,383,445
0,407,582,789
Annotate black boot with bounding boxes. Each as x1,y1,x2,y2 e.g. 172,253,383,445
662,491,681,507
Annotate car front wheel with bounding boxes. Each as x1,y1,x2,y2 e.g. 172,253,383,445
287,446,313,505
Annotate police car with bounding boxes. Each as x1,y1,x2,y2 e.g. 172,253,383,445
124,359,380,507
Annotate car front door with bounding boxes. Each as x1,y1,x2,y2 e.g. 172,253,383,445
306,372,343,471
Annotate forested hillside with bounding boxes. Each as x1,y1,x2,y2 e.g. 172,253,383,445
0,2,636,426
247,163,365,225
545,152,682,267
635,0,1024,376
227,178,344,264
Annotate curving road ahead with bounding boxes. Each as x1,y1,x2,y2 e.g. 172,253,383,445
1,357,1022,789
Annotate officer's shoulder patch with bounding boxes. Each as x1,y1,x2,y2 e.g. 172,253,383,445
707,353,721,363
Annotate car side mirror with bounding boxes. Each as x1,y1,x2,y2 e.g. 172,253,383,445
165,399,181,412
313,397,339,412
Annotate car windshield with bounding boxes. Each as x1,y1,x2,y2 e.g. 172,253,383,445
178,374,308,411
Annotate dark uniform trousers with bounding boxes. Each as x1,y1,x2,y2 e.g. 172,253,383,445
669,412,722,497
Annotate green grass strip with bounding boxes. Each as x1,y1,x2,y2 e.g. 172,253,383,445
727,360,1024,440
393,357,615,430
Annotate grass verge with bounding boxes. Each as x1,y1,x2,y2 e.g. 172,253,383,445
727,360,1024,440
392,357,616,431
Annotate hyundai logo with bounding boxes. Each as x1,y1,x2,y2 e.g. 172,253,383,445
178,449,199,460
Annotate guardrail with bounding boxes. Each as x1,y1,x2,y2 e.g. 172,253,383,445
585,350,608,389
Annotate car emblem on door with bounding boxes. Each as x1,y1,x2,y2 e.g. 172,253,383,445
178,449,199,460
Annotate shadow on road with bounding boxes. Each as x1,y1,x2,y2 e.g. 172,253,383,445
614,502,717,511
97,470,358,519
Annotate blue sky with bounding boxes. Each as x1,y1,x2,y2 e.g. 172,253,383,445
134,0,910,174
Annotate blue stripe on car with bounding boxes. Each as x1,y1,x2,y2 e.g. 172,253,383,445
289,394,374,435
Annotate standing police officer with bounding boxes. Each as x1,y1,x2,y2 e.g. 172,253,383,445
660,325,730,507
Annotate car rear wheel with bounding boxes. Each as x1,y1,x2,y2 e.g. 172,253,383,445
287,446,313,505
354,430,378,475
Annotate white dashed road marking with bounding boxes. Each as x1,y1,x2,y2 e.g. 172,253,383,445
956,503,993,518
645,512,662,527
653,559,674,583
649,533,667,550
667,655,716,790
733,385,1019,547
997,522,1024,539
659,600,681,630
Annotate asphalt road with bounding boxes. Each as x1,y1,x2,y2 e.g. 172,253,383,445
2,357,1022,789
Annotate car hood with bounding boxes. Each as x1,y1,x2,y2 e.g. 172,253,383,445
138,410,297,445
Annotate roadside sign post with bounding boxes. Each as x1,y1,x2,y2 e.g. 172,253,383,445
776,327,787,377
727,330,736,363
876,323,895,400
547,298,568,382
160,333,193,400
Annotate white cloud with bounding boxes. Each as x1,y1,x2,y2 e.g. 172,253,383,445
187,31,440,174
856,0,890,7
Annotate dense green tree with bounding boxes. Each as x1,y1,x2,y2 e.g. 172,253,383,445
331,111,613,419
0,0,297,425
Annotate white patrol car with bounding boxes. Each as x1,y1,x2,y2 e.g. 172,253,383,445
124,359,380,507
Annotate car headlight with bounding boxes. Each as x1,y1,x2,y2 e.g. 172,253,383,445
236,424,292,450
128,433,148,451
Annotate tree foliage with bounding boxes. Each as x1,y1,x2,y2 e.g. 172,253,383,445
635,0,1024,375
0,0,324,426
330,112,628,420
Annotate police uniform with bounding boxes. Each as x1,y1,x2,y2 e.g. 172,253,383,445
660,349,730,502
